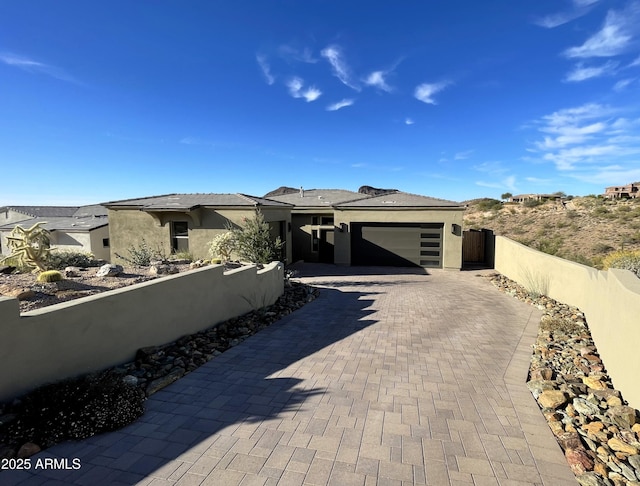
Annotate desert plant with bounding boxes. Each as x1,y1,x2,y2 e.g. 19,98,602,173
523,199,543,208
520,266,550,298
534,237,562,255
230,210,283,264
208,232,236,262
46,249,98,270
115,238,164,267
0,222,51,272
602,250,640,278
36,270,64,283
476,198,503,211
170,250,195,262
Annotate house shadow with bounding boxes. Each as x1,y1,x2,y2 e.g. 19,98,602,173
288,262,430,278
6,286,382,484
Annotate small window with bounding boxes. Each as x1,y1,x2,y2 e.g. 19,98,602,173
102,238,110,248
321,217,334,225
312,216,319,225
312,229,319,252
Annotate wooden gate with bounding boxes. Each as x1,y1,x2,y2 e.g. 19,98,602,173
463,230,485,263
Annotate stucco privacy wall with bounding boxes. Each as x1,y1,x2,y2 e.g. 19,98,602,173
494,235,640,409
0,262,284,402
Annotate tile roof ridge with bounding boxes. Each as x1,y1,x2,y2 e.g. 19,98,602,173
236,193,260,205
101,193,178,205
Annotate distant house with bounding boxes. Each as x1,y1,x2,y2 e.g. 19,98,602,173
603,182,640,199
0,205,110,261
508,194,563,203
102,194,293,263
104,189,465,269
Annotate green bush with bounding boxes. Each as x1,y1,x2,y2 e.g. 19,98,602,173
476,198,503,211
231,210,283,264
115,238,165,267
602,250,640,278
208,232,236,262
170,250,195,262
46,250,98,270
36,270,64,283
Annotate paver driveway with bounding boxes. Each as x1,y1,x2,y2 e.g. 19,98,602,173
3,265,576,486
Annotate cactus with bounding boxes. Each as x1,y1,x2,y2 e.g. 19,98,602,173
36,270,64,283
0,222,51,272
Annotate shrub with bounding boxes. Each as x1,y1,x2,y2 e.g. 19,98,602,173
36,270,64,283
534,237,563,255
208,232,236,262
523,199,543,208
1,372,145,448
46,249,98,270
476,198,503,211
170,250,195,262
602,250,640,278
231,210,283,264
115,238,164,267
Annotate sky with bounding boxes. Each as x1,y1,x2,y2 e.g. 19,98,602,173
2,0,640,206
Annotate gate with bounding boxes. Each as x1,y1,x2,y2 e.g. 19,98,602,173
462,229,494,267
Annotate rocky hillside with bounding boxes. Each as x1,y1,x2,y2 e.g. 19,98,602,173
463,196,640,268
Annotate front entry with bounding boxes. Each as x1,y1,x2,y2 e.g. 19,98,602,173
319,229,334,263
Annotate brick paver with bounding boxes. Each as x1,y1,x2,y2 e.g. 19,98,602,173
2,265,576,485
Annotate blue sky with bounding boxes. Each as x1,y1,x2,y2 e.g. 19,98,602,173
2,0,640,206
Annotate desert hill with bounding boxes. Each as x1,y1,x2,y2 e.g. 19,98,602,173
463,196,640,268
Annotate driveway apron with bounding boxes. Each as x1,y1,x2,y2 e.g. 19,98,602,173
2,265,576,485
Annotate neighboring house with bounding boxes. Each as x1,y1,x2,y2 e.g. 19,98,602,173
268,189,464,269
102,194,293,263
603,182,640,199
0,205,110,261
508,194,563,203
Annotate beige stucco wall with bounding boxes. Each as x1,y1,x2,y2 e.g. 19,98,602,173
0,262,284,402
108,207,292,263
88,225,111,262
494,235,640,410
333,207,464,269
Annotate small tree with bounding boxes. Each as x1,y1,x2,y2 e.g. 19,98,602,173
231,210,283,264
501,192,513,201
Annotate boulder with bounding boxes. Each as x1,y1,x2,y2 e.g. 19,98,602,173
608,406,637,429
149,264,178,276
566,447,594,475
0,286,35,300
17,442,41,459
96,264,123,277
608,437,638,455
538,390,567,409
64,266,81,277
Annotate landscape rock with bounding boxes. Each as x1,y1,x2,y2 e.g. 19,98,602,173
17,442,41,458
608,438,638,455
96,264,123,277
149,264,178,276
538,390,567,409
608,406,637,429
145,367,185,396
64,266,81,277
575,471,608,486
566,447,594,475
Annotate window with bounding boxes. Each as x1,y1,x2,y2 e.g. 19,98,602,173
171,221,189,252
321,217,334,225
312,229,319,252
102,238,110,248
312,216,319,225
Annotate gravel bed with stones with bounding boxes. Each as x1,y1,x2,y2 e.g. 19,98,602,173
0,281,319,462
489,273,640,486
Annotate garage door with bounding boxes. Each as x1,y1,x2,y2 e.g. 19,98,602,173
351,222,443,267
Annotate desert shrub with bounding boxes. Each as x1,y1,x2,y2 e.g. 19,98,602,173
523,199,543,208
231,210,283,264
115,238,164,267
208,232,236,262
562,252,593,267
534,237,562,255
476,198,503,211
46,249,98,270
565,210,579,219
602,250,640,278
210,258,222,264
1,372,145,448
592,243,614,254
36,270,64,283
170,250,195,262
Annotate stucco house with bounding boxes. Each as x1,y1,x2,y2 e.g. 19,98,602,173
268,189,464,269
0,205,110,261
603,182,640,199
103,188,465,269
102,194,293,263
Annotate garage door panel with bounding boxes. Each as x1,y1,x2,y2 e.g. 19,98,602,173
352,222,443,268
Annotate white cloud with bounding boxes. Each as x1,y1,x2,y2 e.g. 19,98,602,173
405,118,415,125
563,3,640,58
286,76,321,102
454,150,474,160
0,52,78,83
530,102,640,172
326,99,354,111
320,45,360,91
533,0,599,28
414,81,450,104
630,55,640,66
256,54,275,85
614,78,635,91
564,60,618,81
363,70,393,92
476,176,517,192
525,177,554,184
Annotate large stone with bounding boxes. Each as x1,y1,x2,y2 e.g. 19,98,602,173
96,264,123,277
566,447,594,475
608,437,638,455
608,406,637,429
558,432,583,450
145,367,185,396
149,264,178,276
573,398,601,417
538,390,567,409
64,266,81,277
582,376,607,390
17,442,41,458
629,455,640,474
576,471,607,486
530,367,553,381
